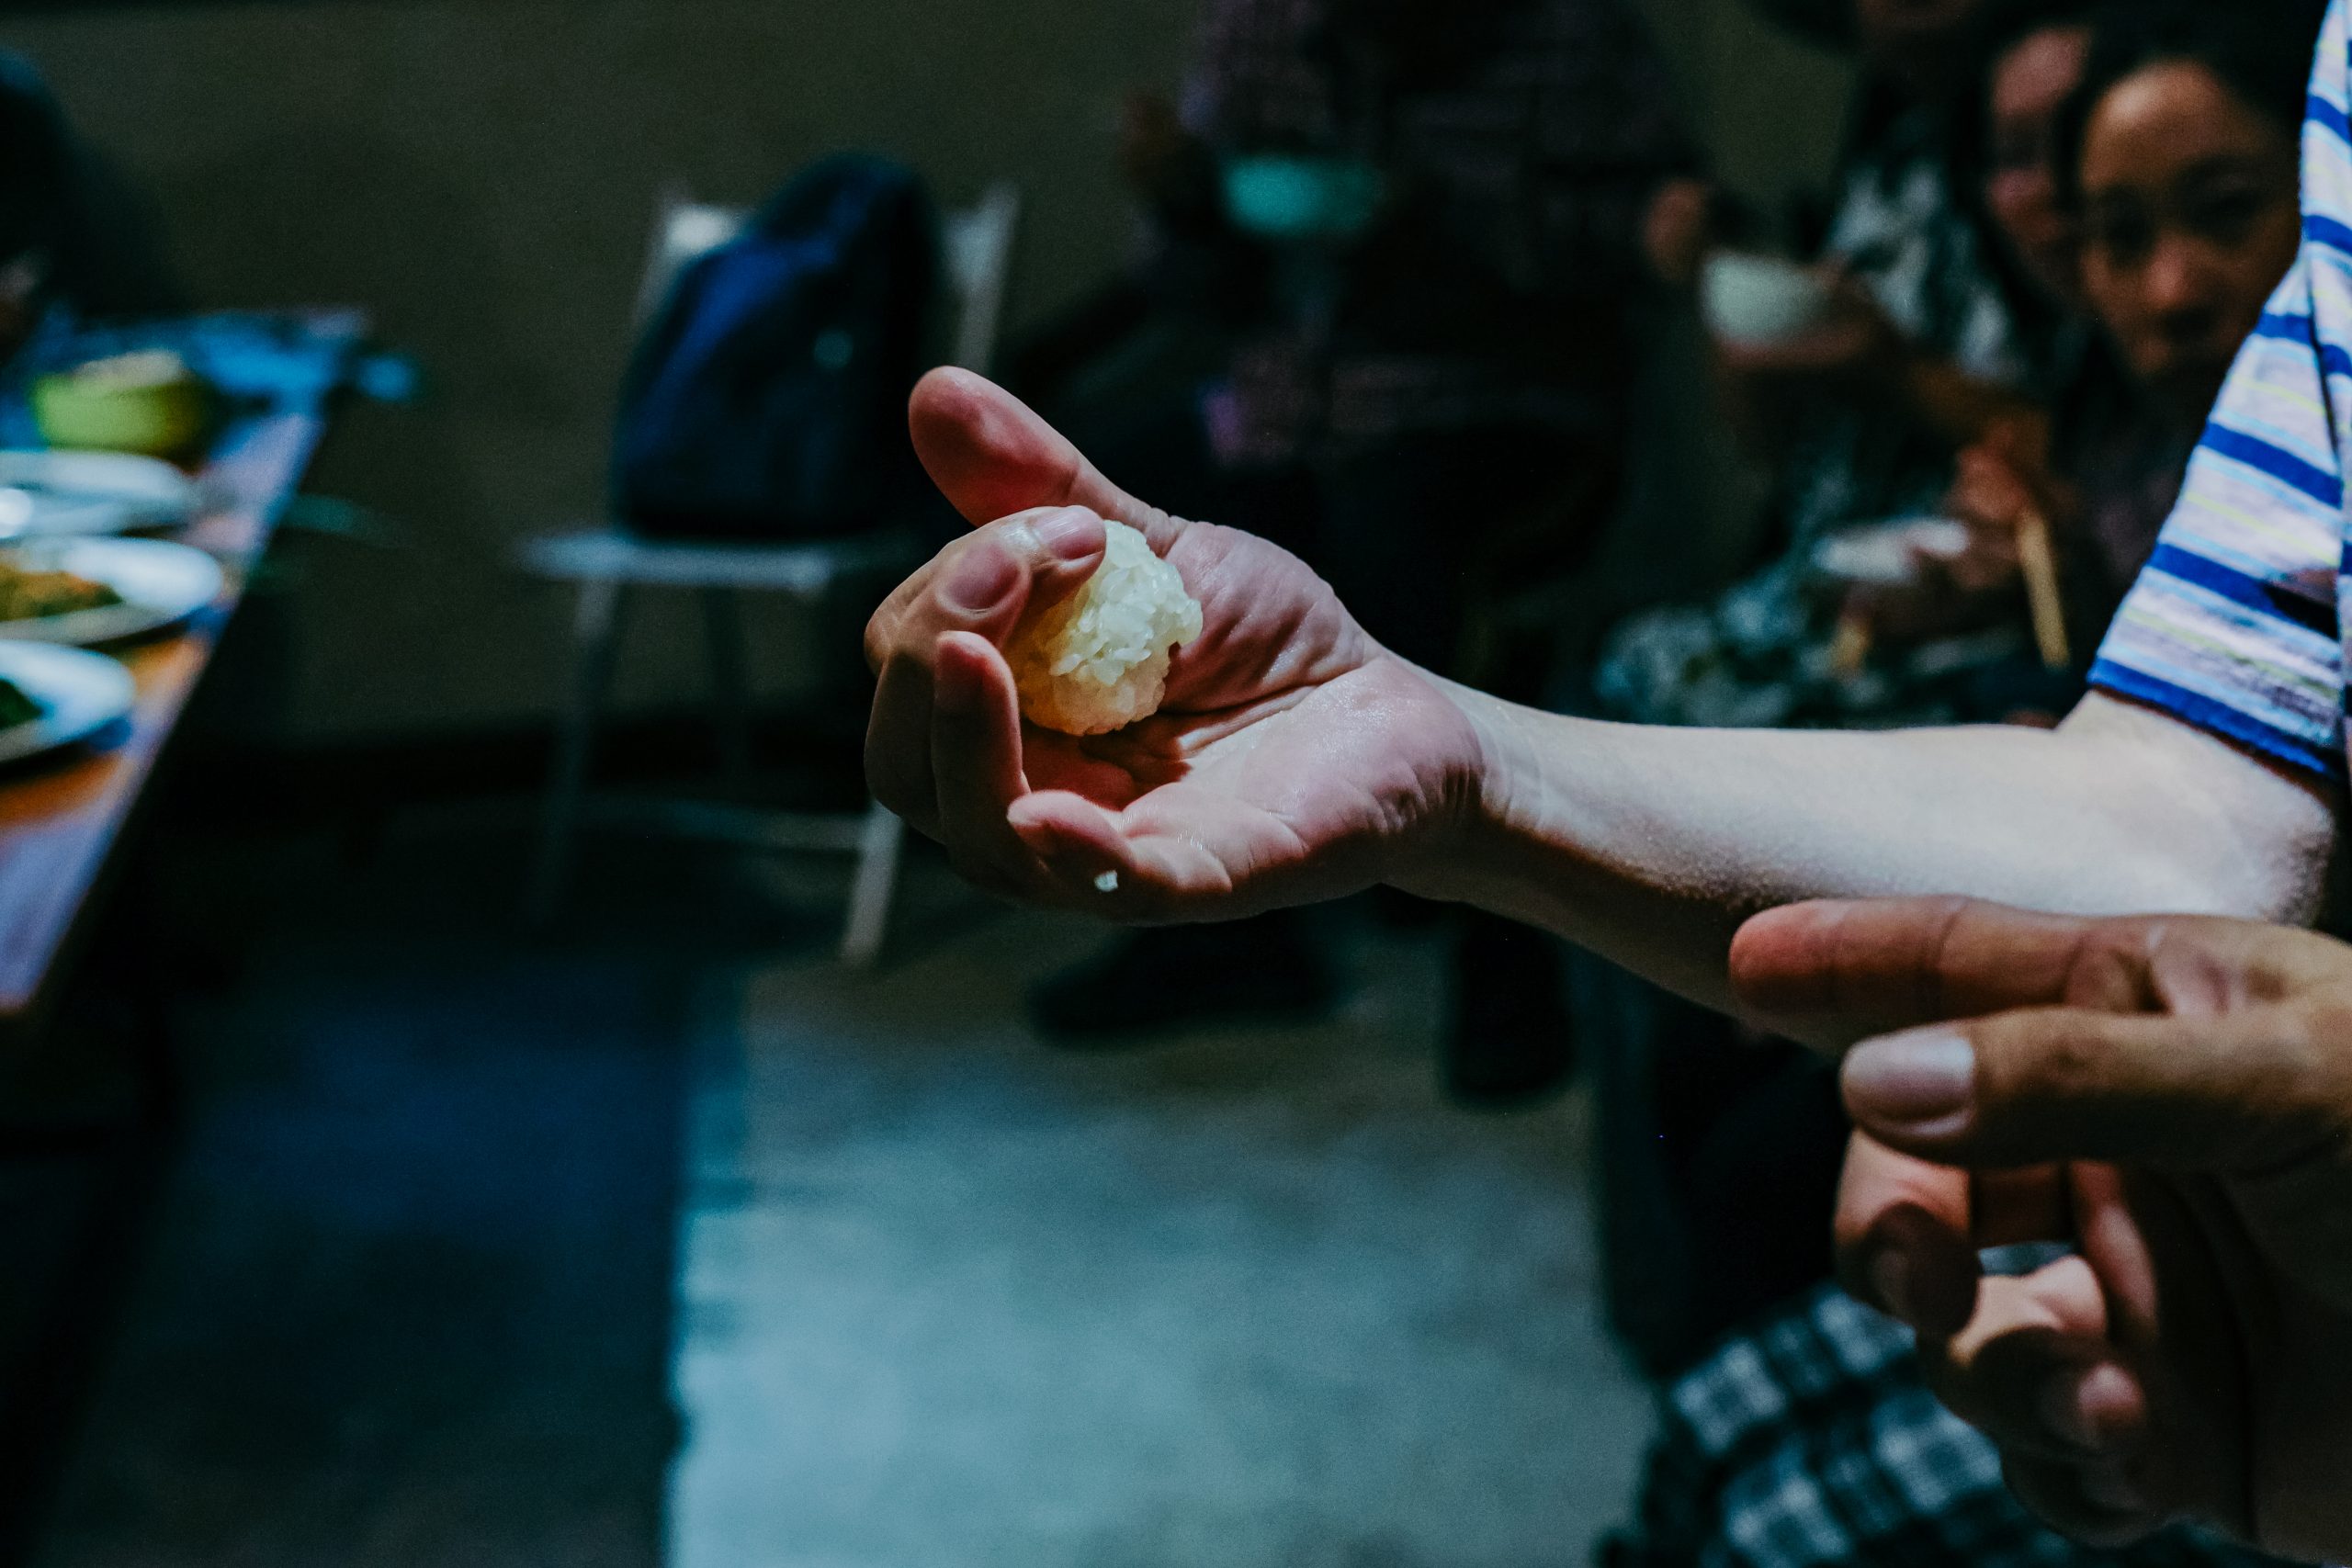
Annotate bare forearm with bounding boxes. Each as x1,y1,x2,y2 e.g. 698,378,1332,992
1400,690,2336,1014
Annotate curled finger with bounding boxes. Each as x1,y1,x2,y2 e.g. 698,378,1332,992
1917,1261,2142,1465
867,650,943,835
932,632,1048,897
1836,1134,1981,1337
864,510,1107,844
1007,790,1238,923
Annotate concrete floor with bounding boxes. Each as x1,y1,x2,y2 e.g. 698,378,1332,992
12,818,796,1568
6,817,1656,1568
672,863,1656,1568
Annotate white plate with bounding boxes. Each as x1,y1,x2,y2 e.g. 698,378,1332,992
0,537,225,646
0,449,204,536
0,640,135,766
0,487,139,539
1813,518,1974,586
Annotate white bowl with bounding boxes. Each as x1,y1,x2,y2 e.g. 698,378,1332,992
1702,253,1837,347
0,449,205,534
1813,518,1974,586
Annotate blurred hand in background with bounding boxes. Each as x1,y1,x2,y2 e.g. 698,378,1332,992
1845,418,2072,647
1641,176,1718,288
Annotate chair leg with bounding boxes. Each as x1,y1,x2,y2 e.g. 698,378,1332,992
528,576,629,923
840,803,904,967
700,587,753,786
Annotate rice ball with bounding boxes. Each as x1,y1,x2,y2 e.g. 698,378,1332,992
1007,518,1204,736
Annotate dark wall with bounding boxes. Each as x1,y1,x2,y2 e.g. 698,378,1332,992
0,0,1848,744
0,0,1193,740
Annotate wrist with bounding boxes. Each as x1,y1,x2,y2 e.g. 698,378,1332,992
1387,681,1523,907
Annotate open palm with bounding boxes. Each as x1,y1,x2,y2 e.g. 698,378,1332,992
864,368,1484,919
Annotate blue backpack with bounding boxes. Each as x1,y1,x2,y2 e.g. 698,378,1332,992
614,155,937,541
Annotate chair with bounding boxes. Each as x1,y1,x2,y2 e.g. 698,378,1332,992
521,182,1022,964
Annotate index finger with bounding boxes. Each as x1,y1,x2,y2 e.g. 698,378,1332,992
1732,898,2116,1049
1837,1133,1983,1337
1836,1131,2076,1334
1733,898,2352,1051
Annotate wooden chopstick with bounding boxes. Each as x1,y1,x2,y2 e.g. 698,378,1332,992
2015,506,2070,671
1828,612,1873,679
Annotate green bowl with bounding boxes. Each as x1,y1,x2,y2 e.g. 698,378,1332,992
32,365,214,458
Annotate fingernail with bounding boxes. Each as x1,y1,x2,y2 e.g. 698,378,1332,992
1033,508,1103,562
946,546,1019,614
1844,1029,1976,1136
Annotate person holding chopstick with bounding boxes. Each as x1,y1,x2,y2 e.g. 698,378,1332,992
1850,1,2312,723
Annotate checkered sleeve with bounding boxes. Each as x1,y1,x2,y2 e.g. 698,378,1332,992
1606,1285,2278,1568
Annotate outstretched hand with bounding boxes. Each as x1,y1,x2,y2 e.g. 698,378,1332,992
864,368,1486,920
1734,897,2352,1561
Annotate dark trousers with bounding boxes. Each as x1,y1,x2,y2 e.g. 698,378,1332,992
1585,966,1850,1380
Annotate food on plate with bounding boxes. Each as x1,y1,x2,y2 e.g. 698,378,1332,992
0,676,40,730
70,350,195,392
1006,518,1204,736
0,557,122,622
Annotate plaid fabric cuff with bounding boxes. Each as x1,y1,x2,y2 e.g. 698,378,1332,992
1606,1283,2278,1568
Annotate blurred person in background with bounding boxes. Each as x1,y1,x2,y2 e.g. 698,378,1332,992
1606,5,2321,1562
0,52,84,365
1852,0,2308,709
1600,0,2069,739
1833,0,2101,693
1023,0,1708,1106
1702,0,2059,469
0,51,177,366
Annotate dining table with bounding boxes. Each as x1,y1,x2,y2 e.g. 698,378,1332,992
0,308,367,1055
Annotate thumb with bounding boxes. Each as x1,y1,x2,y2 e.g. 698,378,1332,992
909,368,1184,550
1840,1005,2346,1176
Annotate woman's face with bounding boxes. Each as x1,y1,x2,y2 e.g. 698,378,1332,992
1854,0,1987,101
1984,25,2093,307
2078,61,2302,422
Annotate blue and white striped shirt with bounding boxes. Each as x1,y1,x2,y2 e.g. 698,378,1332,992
2090,0,2352,780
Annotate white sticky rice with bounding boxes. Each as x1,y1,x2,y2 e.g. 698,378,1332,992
1007,519,1204,736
